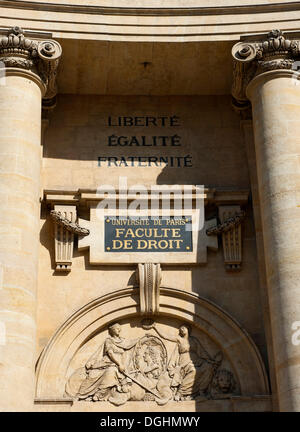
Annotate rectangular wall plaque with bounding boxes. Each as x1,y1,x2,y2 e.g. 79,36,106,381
104,216,192,253
77,195,219,265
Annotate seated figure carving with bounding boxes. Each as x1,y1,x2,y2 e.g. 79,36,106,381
65,322,140,403
65,320,236,405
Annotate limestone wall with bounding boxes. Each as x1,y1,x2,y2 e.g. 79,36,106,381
37,94,266,373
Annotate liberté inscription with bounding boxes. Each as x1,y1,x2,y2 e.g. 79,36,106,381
108,115,180,127
105,216,192,252
98,116,193,168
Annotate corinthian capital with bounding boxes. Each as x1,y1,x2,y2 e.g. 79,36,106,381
231,30,300,108
0,26,62,105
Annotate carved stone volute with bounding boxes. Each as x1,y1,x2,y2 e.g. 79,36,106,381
0,26,62,105
232,29,300,108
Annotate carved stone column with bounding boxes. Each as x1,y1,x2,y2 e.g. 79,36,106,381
232,30,300,411
0,26,61,410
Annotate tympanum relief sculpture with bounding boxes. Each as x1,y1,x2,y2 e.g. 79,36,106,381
65,320,238,405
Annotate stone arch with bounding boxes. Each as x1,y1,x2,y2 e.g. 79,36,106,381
35,286,270,399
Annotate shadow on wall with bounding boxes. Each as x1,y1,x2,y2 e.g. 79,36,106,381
42,94,249,188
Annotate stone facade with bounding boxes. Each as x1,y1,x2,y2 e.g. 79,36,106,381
0,1,300,412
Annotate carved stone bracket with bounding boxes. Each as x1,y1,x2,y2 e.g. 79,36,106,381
50,205,90,272
137,263,161,315
0,26,62,107
207,206,245,272
232,29,300,108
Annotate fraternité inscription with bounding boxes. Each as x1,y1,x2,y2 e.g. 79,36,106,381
97,115,193,168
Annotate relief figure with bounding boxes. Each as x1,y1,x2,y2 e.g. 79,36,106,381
151,322,222,400
66,320,234,405
66,322,140,403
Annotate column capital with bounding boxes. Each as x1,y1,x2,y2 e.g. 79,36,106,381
0,26,62,106
231,29,300,109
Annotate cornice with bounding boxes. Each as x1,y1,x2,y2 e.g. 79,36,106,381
2,1,300,17
43,188,249,208
2,1,300,43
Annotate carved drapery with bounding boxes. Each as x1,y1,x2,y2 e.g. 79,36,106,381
0,26,62,106
232,29,300,108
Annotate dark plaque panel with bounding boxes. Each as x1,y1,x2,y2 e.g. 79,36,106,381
105,216,192,252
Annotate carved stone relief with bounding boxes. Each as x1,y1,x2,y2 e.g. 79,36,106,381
35,288,270,406
65,320,239,406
